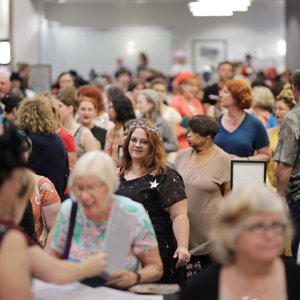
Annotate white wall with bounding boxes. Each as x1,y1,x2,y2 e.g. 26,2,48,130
11,0,43,66
40,23,172,80
11,0,285,80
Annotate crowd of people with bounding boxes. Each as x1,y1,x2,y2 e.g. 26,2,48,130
1,56,300,299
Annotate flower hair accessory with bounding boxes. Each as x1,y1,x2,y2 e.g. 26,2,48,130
129,120,162,140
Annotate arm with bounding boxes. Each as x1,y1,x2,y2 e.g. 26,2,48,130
105,247,163,289
67,152,77,171
167,199,190,268
28,245,106,284
42,203,61,251
231,145,272,161
276,161,293,199
82,128,99,152
0,231,34,300
249,145,272,161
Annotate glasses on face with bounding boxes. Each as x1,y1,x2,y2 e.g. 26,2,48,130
242,221,286,235
129,137,149,146
73,183,104,195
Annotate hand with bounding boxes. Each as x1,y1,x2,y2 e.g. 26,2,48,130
82,253,107,278
230,154,242,160
173,246,190,268
105,269,138,289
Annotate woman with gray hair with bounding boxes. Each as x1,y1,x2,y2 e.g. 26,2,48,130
136,88,178,154
180,184,300,300
251,85,277,128
50,150,163,289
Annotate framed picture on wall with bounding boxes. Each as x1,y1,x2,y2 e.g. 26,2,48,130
30,64,52,93
230,160,267,190
192,39,227,73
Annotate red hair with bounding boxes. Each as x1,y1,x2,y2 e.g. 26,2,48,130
78,85,104,113
78,96,98,111
226,79,252,109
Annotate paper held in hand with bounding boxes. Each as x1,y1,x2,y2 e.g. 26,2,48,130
102,202,135,278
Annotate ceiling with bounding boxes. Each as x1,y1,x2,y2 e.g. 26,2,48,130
45,0,284,3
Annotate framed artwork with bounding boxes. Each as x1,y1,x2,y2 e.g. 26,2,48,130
231,160,267,190
30,64,52,93
192,39,227,73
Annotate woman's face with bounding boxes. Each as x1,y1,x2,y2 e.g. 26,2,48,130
219,86,235,109
57,100,71,121
133,83,144,99
73,174,109,222
274,100,291,123
153,83,167,103
136,94,153,117
128,128,150,162
78,101,97,127
180,82,197,99
187,129,208,151
234,212,285,264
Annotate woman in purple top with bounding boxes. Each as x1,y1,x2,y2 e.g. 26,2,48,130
214,79,271,161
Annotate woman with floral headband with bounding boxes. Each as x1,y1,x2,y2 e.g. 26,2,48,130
117,119,190,284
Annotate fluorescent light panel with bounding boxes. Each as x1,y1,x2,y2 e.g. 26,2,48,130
189,0,252,17
0,40,10,64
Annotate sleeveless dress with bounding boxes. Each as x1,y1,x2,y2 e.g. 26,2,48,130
73,126,85,158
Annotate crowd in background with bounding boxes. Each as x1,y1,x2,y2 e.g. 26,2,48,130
1,50,300,299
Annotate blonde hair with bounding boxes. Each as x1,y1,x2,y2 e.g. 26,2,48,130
18,96,56,134
140,89,161,122
68,151,120,199
210,184,292,265
39,93,62,131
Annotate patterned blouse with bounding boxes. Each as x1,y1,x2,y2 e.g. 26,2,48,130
51,195,158,271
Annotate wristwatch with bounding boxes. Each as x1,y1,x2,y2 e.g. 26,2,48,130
134,271,141,284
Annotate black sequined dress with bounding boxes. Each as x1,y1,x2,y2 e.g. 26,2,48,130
117,168,187,283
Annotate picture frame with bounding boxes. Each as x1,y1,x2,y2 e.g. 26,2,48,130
30,64,52,93
230,160,267,190
192,39,227,73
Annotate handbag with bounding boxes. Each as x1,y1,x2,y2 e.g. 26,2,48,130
62,200,78,259
62,200,106,287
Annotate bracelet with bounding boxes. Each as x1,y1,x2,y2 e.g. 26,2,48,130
133,271,141,284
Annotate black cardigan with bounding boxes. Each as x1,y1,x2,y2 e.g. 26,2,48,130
180,257,300,300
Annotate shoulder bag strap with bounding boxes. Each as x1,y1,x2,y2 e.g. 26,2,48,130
62,201,78,259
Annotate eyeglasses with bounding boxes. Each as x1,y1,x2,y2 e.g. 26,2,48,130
129,137,149,146
242,221,286,235
73,183,104,195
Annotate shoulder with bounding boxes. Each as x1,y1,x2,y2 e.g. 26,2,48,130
283,256,300,275
214,145,231,160
176,148,192,160
245,113,265,127
170,95,183,105
114,195,151,224
60,199,74,214
283,257,300,298
91,126,106,135
115,194,144,212
1,229,28,249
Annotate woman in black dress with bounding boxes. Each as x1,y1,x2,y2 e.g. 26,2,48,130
117,119,190,284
